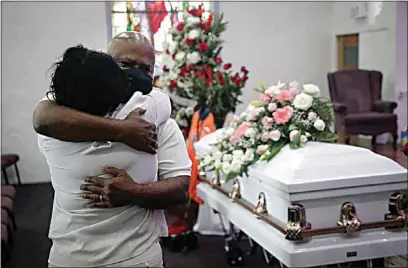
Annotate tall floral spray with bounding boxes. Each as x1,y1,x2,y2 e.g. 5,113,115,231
161,4,249,134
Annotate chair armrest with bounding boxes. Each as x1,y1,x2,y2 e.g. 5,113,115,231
332,102,348,115
372,100,397,113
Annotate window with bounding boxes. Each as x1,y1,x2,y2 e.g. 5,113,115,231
111,1,211,67
337,34,359,70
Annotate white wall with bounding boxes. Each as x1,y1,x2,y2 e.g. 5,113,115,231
1,2,108,184
218,1,334,113
331,2,396,101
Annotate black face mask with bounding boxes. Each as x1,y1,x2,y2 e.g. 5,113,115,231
124,68,153,95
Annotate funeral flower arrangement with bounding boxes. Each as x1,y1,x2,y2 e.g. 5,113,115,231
160,4,249,130
198,81,338,181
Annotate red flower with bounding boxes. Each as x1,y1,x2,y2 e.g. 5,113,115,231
163,65,169,72
197,42,208,52
188,64,195,71
169,80,177,88
185,38,195,47
200,14,213,31
193,71,200,78
217,71,225,86
180,78,185,83
402,143,408,156
165,49,170,54
216,57,222,64
241,66,249,74
176,23,184,31
242,75,248,82
180,65,188,76
172,53,176,60
188,5,204,17
223,63,232,70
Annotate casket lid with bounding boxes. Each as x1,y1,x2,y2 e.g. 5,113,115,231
195,130,407,194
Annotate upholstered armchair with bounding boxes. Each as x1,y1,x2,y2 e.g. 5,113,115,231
327,70,398,148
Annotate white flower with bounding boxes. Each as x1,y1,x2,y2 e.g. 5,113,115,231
230,160,242,173
186,16,201,26
185,106,194,116
224,127,235,137
212,151,223,161
300,135,308,144
276,81,287,90
244,128,256,138
246,104,255,112
308,112,317,122
289,130,299,141
169,42,178,54
214,159,222,169
188,29,201,40
163,42,169,50
261,132,270,142
175,51,186,63
222,162,232,175
240,112,248,119
223,154,233,162
202,155,213,166
186,52,201,64
293,93,314,111
303,84,320,97
178,119,188,127
265,85,281,96
269,130,281,141
267,103,277,112
314,119,325,131
305,132,311,137
232,150,244,160
243,149,255,162
256,144,269,155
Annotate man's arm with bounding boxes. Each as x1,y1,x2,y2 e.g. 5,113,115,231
81,119,191,209
33,100,157,153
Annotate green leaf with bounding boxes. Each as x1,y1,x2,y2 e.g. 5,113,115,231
250,101,265,107
288,124,297,131
262,141,286,161
259,83,266,91
314,131,338,143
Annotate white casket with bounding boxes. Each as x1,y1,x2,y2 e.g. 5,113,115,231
195,129,408,267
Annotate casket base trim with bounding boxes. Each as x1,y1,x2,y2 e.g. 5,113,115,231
199,176,407,240
197,182,408,267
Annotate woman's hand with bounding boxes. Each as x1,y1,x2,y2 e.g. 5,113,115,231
80,167,137,208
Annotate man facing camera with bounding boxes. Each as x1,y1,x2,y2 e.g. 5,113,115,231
33,32,191,267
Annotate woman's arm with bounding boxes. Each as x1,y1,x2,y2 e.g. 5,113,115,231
33,100,158,153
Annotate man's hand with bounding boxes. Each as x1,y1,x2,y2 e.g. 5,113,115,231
81,167,137,208
119,108,158,154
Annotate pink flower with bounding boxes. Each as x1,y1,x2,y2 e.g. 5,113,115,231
232,115,240,122
260,93,271,102
288,81,300,95
256,144,269,155
229,135,239,145
262,116,273,127
267,102,277,112
277,90,294,103
234,122,250,139
273,106,294,125
261,132,270,142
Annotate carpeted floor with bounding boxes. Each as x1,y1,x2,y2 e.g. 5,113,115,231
4,183,271,268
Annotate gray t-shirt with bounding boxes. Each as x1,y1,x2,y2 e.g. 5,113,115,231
38,89,191,267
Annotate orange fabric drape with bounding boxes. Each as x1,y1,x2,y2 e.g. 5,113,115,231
187,110,216,204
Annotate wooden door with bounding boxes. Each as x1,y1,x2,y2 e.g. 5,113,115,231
337,34,359,70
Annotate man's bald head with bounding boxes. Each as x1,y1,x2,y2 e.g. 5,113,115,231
108,31,155,77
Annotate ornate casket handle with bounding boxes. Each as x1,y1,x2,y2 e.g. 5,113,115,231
210,174,221,188
337,202,361,234
253,192,267,218
384,191,407,229
284,204,312,242
229,179,241,201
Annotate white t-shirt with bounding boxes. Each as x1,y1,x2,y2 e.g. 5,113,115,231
38,88,191,267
